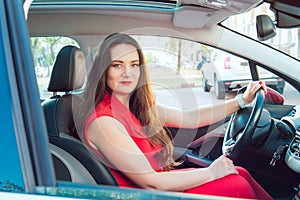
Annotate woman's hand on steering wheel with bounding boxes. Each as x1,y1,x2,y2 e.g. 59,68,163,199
242,81,267,105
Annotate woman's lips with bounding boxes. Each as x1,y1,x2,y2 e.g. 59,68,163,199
119,81,132,86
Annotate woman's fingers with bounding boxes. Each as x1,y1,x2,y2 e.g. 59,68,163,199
243,81,267,104
259,80,267,94
219,155,238,174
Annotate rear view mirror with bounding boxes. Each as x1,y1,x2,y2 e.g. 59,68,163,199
256,15,276,41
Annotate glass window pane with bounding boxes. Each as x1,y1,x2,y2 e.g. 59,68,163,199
222,3,299,60
30,37,79,99
136,34,300,107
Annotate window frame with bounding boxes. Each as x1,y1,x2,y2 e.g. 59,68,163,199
1,0,56,192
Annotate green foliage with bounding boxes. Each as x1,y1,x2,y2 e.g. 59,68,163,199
30,36,78,69
145,51,158,64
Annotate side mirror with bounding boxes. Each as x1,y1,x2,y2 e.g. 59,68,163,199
256,15,276,41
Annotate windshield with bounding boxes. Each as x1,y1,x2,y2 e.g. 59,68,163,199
222,2,299,61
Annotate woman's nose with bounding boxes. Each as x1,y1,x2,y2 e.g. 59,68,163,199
123,65,132,76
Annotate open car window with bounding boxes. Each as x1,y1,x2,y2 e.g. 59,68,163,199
31,36,79,99
130,35,299,107
32,34,300,107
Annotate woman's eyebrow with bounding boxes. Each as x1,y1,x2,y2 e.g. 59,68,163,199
111,60,139,63
111,60,123,63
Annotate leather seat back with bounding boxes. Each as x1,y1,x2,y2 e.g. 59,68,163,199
42,45,117,186
42,45,85,138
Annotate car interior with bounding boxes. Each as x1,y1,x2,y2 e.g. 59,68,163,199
27,0,300,199
42,43,299,198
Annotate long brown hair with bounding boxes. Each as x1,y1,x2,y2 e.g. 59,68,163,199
76,33,175,170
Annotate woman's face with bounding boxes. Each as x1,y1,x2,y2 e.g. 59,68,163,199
107,44,140,96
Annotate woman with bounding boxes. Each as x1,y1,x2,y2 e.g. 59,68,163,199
76,33,272,199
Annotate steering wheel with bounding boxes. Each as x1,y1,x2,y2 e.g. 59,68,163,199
222,89,265,161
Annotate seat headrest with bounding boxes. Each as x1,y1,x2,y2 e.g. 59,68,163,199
48,45,86,92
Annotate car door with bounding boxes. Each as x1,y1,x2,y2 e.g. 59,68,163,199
0,0,56,192
1,2,222,199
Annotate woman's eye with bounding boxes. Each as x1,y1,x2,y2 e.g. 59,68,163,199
111,64,122,68
132,64,140,68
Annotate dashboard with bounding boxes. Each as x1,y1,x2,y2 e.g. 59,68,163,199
283,105,300,173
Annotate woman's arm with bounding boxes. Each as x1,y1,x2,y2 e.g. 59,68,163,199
87,116,237,191
157,81,266,129
157,98,239,129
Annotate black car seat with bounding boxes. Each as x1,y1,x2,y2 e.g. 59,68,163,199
42,45,85,139
49,143,96,184
42,45,117,186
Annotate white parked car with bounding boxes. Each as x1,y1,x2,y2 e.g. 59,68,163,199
201,50,285,99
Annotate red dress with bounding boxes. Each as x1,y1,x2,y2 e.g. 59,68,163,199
84,93,272,199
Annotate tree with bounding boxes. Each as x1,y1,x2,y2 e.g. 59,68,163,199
145,52,159,65
30,36,77,74
165,38,182,74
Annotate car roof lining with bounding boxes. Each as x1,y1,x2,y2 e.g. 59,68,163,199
28,0,263,30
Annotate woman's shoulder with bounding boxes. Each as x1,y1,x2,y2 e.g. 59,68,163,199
93,93,114,117
95,101,113,117
85,95,113,128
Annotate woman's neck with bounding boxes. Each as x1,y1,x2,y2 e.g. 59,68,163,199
113,93,130,108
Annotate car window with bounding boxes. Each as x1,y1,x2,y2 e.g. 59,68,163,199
131,35,204,109
222,3,299,61
131,35,300,108
32,34,299,107
256,65,299,105
30,36,79,99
